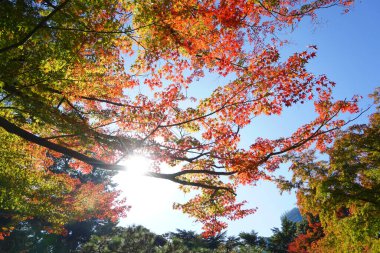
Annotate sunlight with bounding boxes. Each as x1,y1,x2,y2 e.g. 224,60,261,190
114,154,169,209
113,155,197,233
119,154,152,177
113,153,155,203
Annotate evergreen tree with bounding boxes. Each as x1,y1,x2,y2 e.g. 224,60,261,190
267,217,297,253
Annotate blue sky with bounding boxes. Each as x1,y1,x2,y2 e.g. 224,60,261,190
116,0,380,237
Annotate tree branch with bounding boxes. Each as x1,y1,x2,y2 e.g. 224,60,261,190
0,0,70,54
47,87,141,108
0,116,124,171
146,171,235,194
262,105,370,163
44,26,133,34
0,116,235,193
160,91,269,128
171,169,236,177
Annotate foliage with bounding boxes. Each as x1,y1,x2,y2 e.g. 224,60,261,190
166,229,266,252
0,0,358,236
81,225,269,253
239,230,266,249
0,129,127,240
0,218,116,253
167,229,226,250
0,159,119,252
278,90,380,252
288,214,324,253
80,225,167,253
267,217,297,253
4,209,319,253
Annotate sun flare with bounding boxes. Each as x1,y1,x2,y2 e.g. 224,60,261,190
113,155,185,228
119,154,152,177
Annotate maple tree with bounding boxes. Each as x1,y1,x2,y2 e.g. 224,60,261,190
277,89,380,252
0,0,359,236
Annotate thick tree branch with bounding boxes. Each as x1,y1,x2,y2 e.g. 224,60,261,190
0,116,124,171
0,116,235,192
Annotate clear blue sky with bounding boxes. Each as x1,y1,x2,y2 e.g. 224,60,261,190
117,0,380,237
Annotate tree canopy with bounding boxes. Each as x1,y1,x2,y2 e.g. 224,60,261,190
0,0,359,237
277,89,380,252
